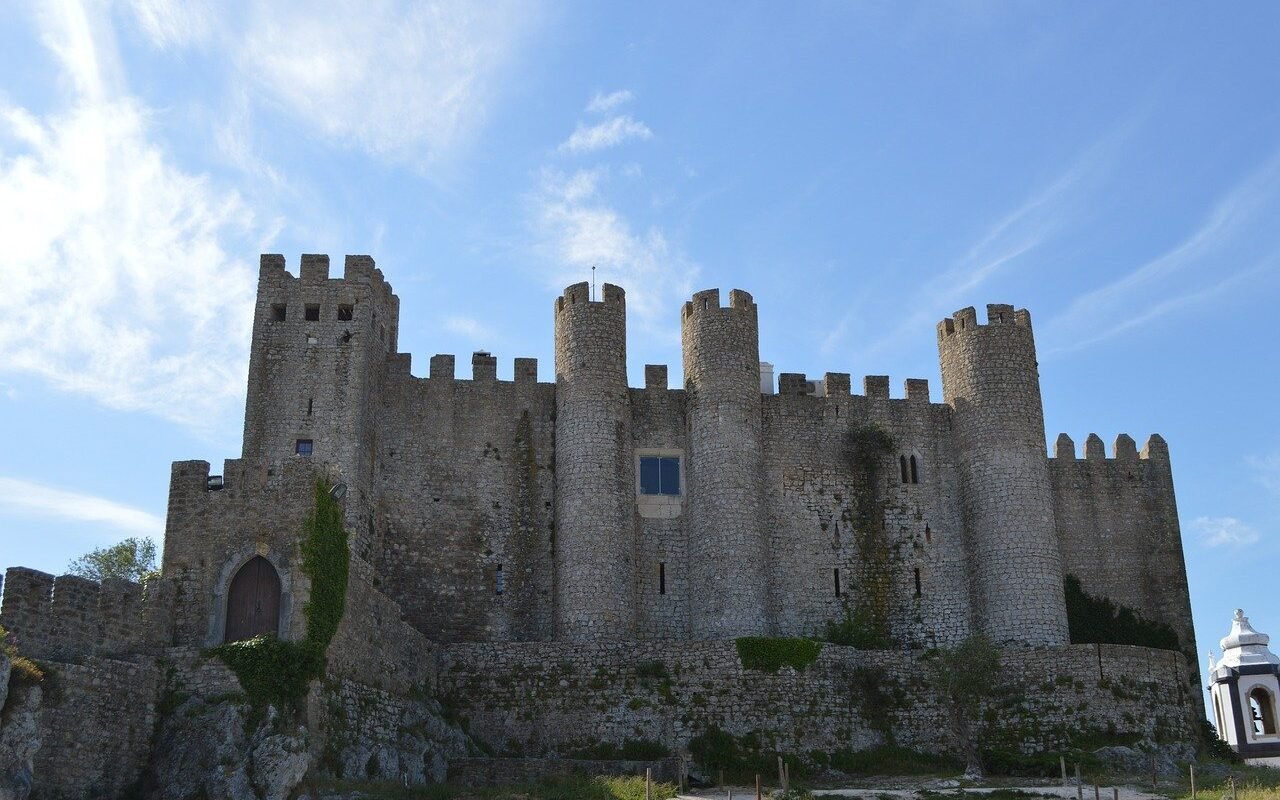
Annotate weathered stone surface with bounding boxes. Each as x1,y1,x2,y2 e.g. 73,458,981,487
0,684,42,800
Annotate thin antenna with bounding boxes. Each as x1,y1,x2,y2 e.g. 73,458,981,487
591,265,596,301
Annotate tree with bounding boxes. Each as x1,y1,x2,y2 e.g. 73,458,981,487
67,537,158,583
924,634,1006,778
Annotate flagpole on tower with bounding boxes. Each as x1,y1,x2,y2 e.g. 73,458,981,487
591,265,596,301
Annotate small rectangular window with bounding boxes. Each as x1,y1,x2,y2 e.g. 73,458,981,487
295,439,313,456
913,568,922,598
639,456,680,495
495,564,505,595
304,304,320,321
271,303,287,322
337,304,354,321
659,562,666,595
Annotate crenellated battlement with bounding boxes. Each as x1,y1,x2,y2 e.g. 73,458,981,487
554,282,625,314
680,288,756,320
1050,433,1170,464
936,303,1032,340
411,353,543,383
0,567,174,661
774,372,932,402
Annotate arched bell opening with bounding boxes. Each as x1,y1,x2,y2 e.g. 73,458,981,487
223,556,282,643
1250,686,1279,737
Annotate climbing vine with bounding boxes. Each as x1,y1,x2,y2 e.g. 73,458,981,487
1063,575,1179,651
837,423,896,645
213,478,350,713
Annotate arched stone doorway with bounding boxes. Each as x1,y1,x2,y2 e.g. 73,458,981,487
224,556,282,643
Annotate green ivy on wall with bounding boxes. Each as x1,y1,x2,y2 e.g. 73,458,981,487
1063,575,1179,651
213,478,351,712
838,423,896,644
735,637,823,673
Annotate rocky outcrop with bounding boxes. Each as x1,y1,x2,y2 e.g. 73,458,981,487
148,698,309,800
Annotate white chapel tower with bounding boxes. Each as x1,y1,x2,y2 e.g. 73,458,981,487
1208,609,1280,765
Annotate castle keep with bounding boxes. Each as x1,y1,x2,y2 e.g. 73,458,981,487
0,254,1203,798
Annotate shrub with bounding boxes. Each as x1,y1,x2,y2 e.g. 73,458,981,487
0,624,44,688
735,637,822,673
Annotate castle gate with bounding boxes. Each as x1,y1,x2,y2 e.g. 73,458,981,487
224,556,281,642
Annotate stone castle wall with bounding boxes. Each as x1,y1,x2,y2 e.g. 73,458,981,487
437,640,1199,760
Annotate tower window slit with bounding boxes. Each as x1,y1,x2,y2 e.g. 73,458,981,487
900,455,909,483
495,564,505,595
659,562,666,595
306,398,313,416
913,568,922,598
924,524,931,543
910,455,919,484
834,567,841,597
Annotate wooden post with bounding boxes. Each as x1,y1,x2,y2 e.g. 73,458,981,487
756,774,762,800
1112,789,1118,800
1094,785,1100,800
1231,777,1238,800
645,768,652,800
1151,754,1157,791
1190,764,1196,800
1075,764,1083,800
1060,755,1068,786
784,761,791,792
729,789,734,800
777,756,785,791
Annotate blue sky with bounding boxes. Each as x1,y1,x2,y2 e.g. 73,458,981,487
1,1,1278,671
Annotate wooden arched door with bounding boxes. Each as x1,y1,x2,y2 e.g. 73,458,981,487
224,556,282,643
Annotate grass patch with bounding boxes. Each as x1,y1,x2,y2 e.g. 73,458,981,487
735,637,822,673
0,624,45,689
299,775,679,800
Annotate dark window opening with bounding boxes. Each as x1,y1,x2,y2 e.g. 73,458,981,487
899,455,909,483
913,568,922,598
910,455,919,484
271,303,287,322
495,564,505,596
834,405,840,418
337,304,354,321
702,298,709,310
295,439,313,456
834,567,841,597
304,304,320,321
659,562,666,595
639,456,680,495
306,398,313,416
924,524,931,543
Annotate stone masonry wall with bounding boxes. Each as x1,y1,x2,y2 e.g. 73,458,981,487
437,641,1198,763
762,375,972,647
1049,432,1200,703
32,655,162,800
373,353,557,643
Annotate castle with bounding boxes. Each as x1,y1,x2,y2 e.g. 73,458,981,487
0,254,1204,799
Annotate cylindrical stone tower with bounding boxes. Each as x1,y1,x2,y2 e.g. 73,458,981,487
682,288,769,638
937,304,1068,646
553,282,634,640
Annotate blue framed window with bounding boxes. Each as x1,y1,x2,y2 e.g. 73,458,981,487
296,439,313,456
639,456,680,495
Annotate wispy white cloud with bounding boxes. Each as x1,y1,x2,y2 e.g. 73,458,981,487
1249,454,1280,496
841,126,1123,361
0,1,265,434
585,90,633,114
559,115,653,154
531,167,698,332
444,315,495,342
123,0,217,49
234,0,539,167
0,476,164,536
1191,516,1261,548
1043,150,1280,354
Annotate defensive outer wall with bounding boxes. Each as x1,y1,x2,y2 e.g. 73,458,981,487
0,254,1203,797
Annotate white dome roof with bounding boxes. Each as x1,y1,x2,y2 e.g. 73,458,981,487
1218,609,1280,669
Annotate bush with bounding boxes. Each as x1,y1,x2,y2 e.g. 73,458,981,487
820,605,893,649
688,726,778,783
0,624,44,688
735,637,822,673
829,744,960,776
